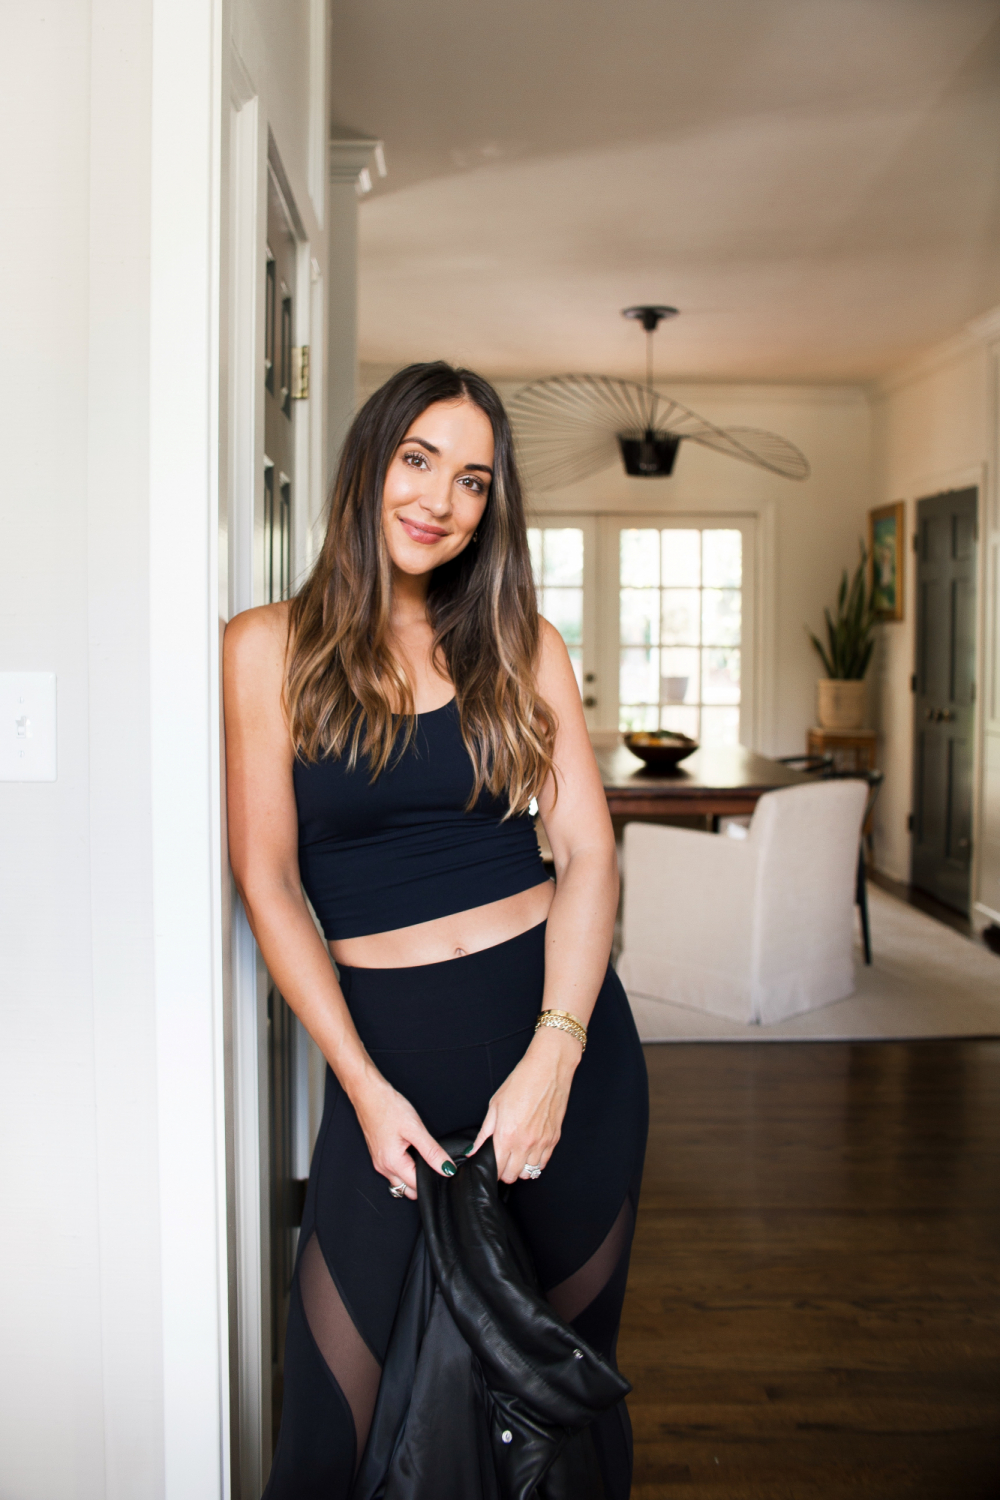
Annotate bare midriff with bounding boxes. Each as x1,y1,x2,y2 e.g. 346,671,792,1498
328,879,555,970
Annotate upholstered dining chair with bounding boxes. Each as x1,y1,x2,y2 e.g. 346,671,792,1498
777,757,885,965
617,779,868,1025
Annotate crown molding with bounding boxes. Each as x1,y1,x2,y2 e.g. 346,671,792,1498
872,303,1000,401
329,136,386,192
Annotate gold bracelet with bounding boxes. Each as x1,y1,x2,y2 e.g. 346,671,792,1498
535,1009,588,1052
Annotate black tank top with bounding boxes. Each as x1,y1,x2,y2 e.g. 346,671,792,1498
293,699,549,940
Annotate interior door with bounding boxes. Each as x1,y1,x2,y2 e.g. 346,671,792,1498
911,487,977,914
264,168,298,1443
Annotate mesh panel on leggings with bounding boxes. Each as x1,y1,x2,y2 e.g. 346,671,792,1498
299,1232,381,1467
544,1196,634,1325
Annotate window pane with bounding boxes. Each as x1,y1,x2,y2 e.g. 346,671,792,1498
620,588,659,646
616,522,746,737
700,706,740,746
621,703,659,732
661,705,700,738
542,528,583,586
567,647,583,694
702,589,741,646
542,586,583,645
621,529,659,587
702,529,742,588
702,648,741,704
620,647,659,704
661,588,700,645
660,647,699,703
527,528,542,589
661,529,700,587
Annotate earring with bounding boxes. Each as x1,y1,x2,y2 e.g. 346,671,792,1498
472,529,479,543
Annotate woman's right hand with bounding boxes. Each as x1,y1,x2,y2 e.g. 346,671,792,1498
351,1071,455,1200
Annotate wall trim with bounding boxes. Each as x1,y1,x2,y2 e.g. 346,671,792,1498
872,304,1000,402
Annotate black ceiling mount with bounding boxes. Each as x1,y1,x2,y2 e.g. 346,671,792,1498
622,305,679,333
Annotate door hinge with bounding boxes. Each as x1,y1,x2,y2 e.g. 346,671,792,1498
291,346,310,400
907,813,914,833
910,673,917,693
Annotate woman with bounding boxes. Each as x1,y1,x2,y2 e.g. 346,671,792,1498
224,362,648,1499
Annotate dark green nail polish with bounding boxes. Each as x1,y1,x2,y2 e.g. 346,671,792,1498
442,1160,457,1177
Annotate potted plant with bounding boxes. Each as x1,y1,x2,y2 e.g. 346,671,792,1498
807,544,877,730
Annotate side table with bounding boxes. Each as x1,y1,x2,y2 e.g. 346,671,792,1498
806,726,877,774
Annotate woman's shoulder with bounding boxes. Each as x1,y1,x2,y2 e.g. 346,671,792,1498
535,615,575,694
224,602,292,701
225,601,291,659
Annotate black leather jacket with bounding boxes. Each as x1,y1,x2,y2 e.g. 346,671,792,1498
351,1135,630,1500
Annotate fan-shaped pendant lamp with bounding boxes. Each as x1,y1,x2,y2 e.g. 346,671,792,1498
508,307,810,492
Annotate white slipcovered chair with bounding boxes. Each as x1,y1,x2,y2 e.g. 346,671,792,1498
617,779,868,1025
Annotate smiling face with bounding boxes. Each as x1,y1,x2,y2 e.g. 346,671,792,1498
381,398,494,579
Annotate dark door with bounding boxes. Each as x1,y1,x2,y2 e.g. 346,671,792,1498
264,167,298,1445
911,488,977,914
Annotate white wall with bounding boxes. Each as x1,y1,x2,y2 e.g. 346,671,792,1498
0,3,329,1498
870,318,1000,920
1,9,118,1498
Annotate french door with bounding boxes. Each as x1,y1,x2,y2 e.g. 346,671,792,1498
529,513,757,746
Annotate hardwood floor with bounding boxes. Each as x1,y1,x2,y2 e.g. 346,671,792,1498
619,1042,1000,1498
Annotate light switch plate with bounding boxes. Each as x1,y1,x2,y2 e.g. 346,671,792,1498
0,673,57,781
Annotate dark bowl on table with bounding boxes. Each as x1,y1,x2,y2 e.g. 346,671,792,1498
623,730,699,770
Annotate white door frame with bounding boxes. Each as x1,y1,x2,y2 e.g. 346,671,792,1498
224,47,270,1497
149,0,231,1495
223,65,327,1495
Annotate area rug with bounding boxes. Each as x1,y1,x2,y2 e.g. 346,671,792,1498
625,884,1000,1043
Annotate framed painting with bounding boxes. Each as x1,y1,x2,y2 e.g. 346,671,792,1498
869,501,905,621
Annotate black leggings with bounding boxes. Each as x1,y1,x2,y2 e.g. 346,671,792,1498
262,922,648,1499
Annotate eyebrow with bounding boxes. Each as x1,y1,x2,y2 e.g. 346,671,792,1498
401,435,494,478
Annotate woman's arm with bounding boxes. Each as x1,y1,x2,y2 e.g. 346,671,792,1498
223,604,454,1198
472,619,619,1182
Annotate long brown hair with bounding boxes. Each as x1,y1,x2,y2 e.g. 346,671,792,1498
285,362,555,813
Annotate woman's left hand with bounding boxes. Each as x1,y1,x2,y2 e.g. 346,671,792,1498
471,1026,582,1183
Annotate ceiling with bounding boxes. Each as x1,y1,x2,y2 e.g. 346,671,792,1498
330,0,1000,383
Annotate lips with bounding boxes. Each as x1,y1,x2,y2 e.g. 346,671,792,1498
398,515,449,546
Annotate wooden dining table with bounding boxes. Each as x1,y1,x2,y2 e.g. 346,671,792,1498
595,742,813,823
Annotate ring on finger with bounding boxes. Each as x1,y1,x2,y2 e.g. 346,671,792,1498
523,1163,542,1181
388,1182,407,1199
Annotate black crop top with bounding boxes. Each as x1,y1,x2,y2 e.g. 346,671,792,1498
293,699,549,940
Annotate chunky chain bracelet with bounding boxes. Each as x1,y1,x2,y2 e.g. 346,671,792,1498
534,1009,588,1051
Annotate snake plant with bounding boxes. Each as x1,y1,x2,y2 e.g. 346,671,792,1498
807,543,877,680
